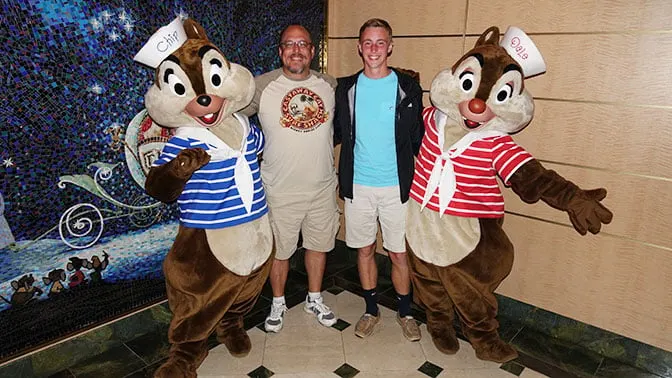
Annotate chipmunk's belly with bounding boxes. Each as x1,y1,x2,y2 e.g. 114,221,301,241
205,214,273,275
406,199,480,267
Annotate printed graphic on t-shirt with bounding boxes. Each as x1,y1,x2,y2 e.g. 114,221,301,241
280,87,329,132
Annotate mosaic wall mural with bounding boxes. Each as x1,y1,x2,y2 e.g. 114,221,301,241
0,0,325,362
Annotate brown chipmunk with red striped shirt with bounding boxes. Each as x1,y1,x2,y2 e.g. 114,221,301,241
405,26,613,363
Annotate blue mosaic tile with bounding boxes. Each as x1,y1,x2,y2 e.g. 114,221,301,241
0,0,325,363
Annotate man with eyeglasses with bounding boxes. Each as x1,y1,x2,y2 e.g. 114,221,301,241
242,24,339,333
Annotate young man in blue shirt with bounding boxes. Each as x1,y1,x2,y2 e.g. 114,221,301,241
334,18,425,341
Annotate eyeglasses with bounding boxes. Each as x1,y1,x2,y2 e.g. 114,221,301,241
280,40,312,49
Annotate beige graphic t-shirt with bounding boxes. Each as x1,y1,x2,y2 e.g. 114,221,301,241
244,69,337,198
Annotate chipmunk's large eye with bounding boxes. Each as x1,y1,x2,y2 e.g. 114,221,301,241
494,83,513,104
459,71,475,93
164,68,186,97
209,59,224,88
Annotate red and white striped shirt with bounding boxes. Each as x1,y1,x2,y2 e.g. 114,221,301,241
409,107,534,218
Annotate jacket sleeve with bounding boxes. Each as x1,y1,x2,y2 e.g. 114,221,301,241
333,80,343,147
409,81,425,156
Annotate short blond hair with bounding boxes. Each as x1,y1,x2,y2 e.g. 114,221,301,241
358,18,392,41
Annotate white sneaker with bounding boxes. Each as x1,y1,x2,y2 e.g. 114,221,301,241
265,302,288,333
304,295,337,327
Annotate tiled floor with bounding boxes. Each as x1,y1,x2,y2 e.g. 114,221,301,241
0,242,669,378
194,290,548,378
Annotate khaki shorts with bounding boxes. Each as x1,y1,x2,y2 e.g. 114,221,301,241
344,184,407,253
266,181,340,260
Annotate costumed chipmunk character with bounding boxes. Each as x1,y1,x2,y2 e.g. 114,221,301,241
405,26,613,363
134,18,273,377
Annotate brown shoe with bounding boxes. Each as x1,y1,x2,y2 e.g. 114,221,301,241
396,314,421,342
354,313,380,338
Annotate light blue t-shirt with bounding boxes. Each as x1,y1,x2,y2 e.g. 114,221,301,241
353,71,398,186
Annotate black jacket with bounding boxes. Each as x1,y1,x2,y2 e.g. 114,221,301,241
334,68,424,203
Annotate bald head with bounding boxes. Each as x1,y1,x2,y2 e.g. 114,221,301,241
280,24,312,45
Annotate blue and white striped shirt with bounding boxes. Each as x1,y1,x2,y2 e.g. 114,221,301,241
153,116,268,229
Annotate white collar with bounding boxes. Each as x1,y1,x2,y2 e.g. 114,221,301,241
174,113,249,161
421,109,506,216
435,109,506,158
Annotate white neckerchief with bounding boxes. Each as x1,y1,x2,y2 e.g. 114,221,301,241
421,110,505,216
174,113,254,213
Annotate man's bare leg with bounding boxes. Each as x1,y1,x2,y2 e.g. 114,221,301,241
358,243,377,290
305,249,326,293
304,249,336,326
265,258,289,332
269,258,289,297
388,251,410,295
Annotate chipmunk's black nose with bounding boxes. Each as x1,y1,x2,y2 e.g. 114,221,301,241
197,95,211,106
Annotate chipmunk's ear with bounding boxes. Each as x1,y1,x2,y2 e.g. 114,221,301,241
183,18,209,41
475,26,500,47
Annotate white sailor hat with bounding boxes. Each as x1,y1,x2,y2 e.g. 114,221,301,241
133,17,187,68
499,26,546,78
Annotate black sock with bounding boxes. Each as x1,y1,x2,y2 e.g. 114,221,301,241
397,292,411,317
363,288,379,316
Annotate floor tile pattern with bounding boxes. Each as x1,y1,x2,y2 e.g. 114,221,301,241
192,291,537,378
0,242,668,378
